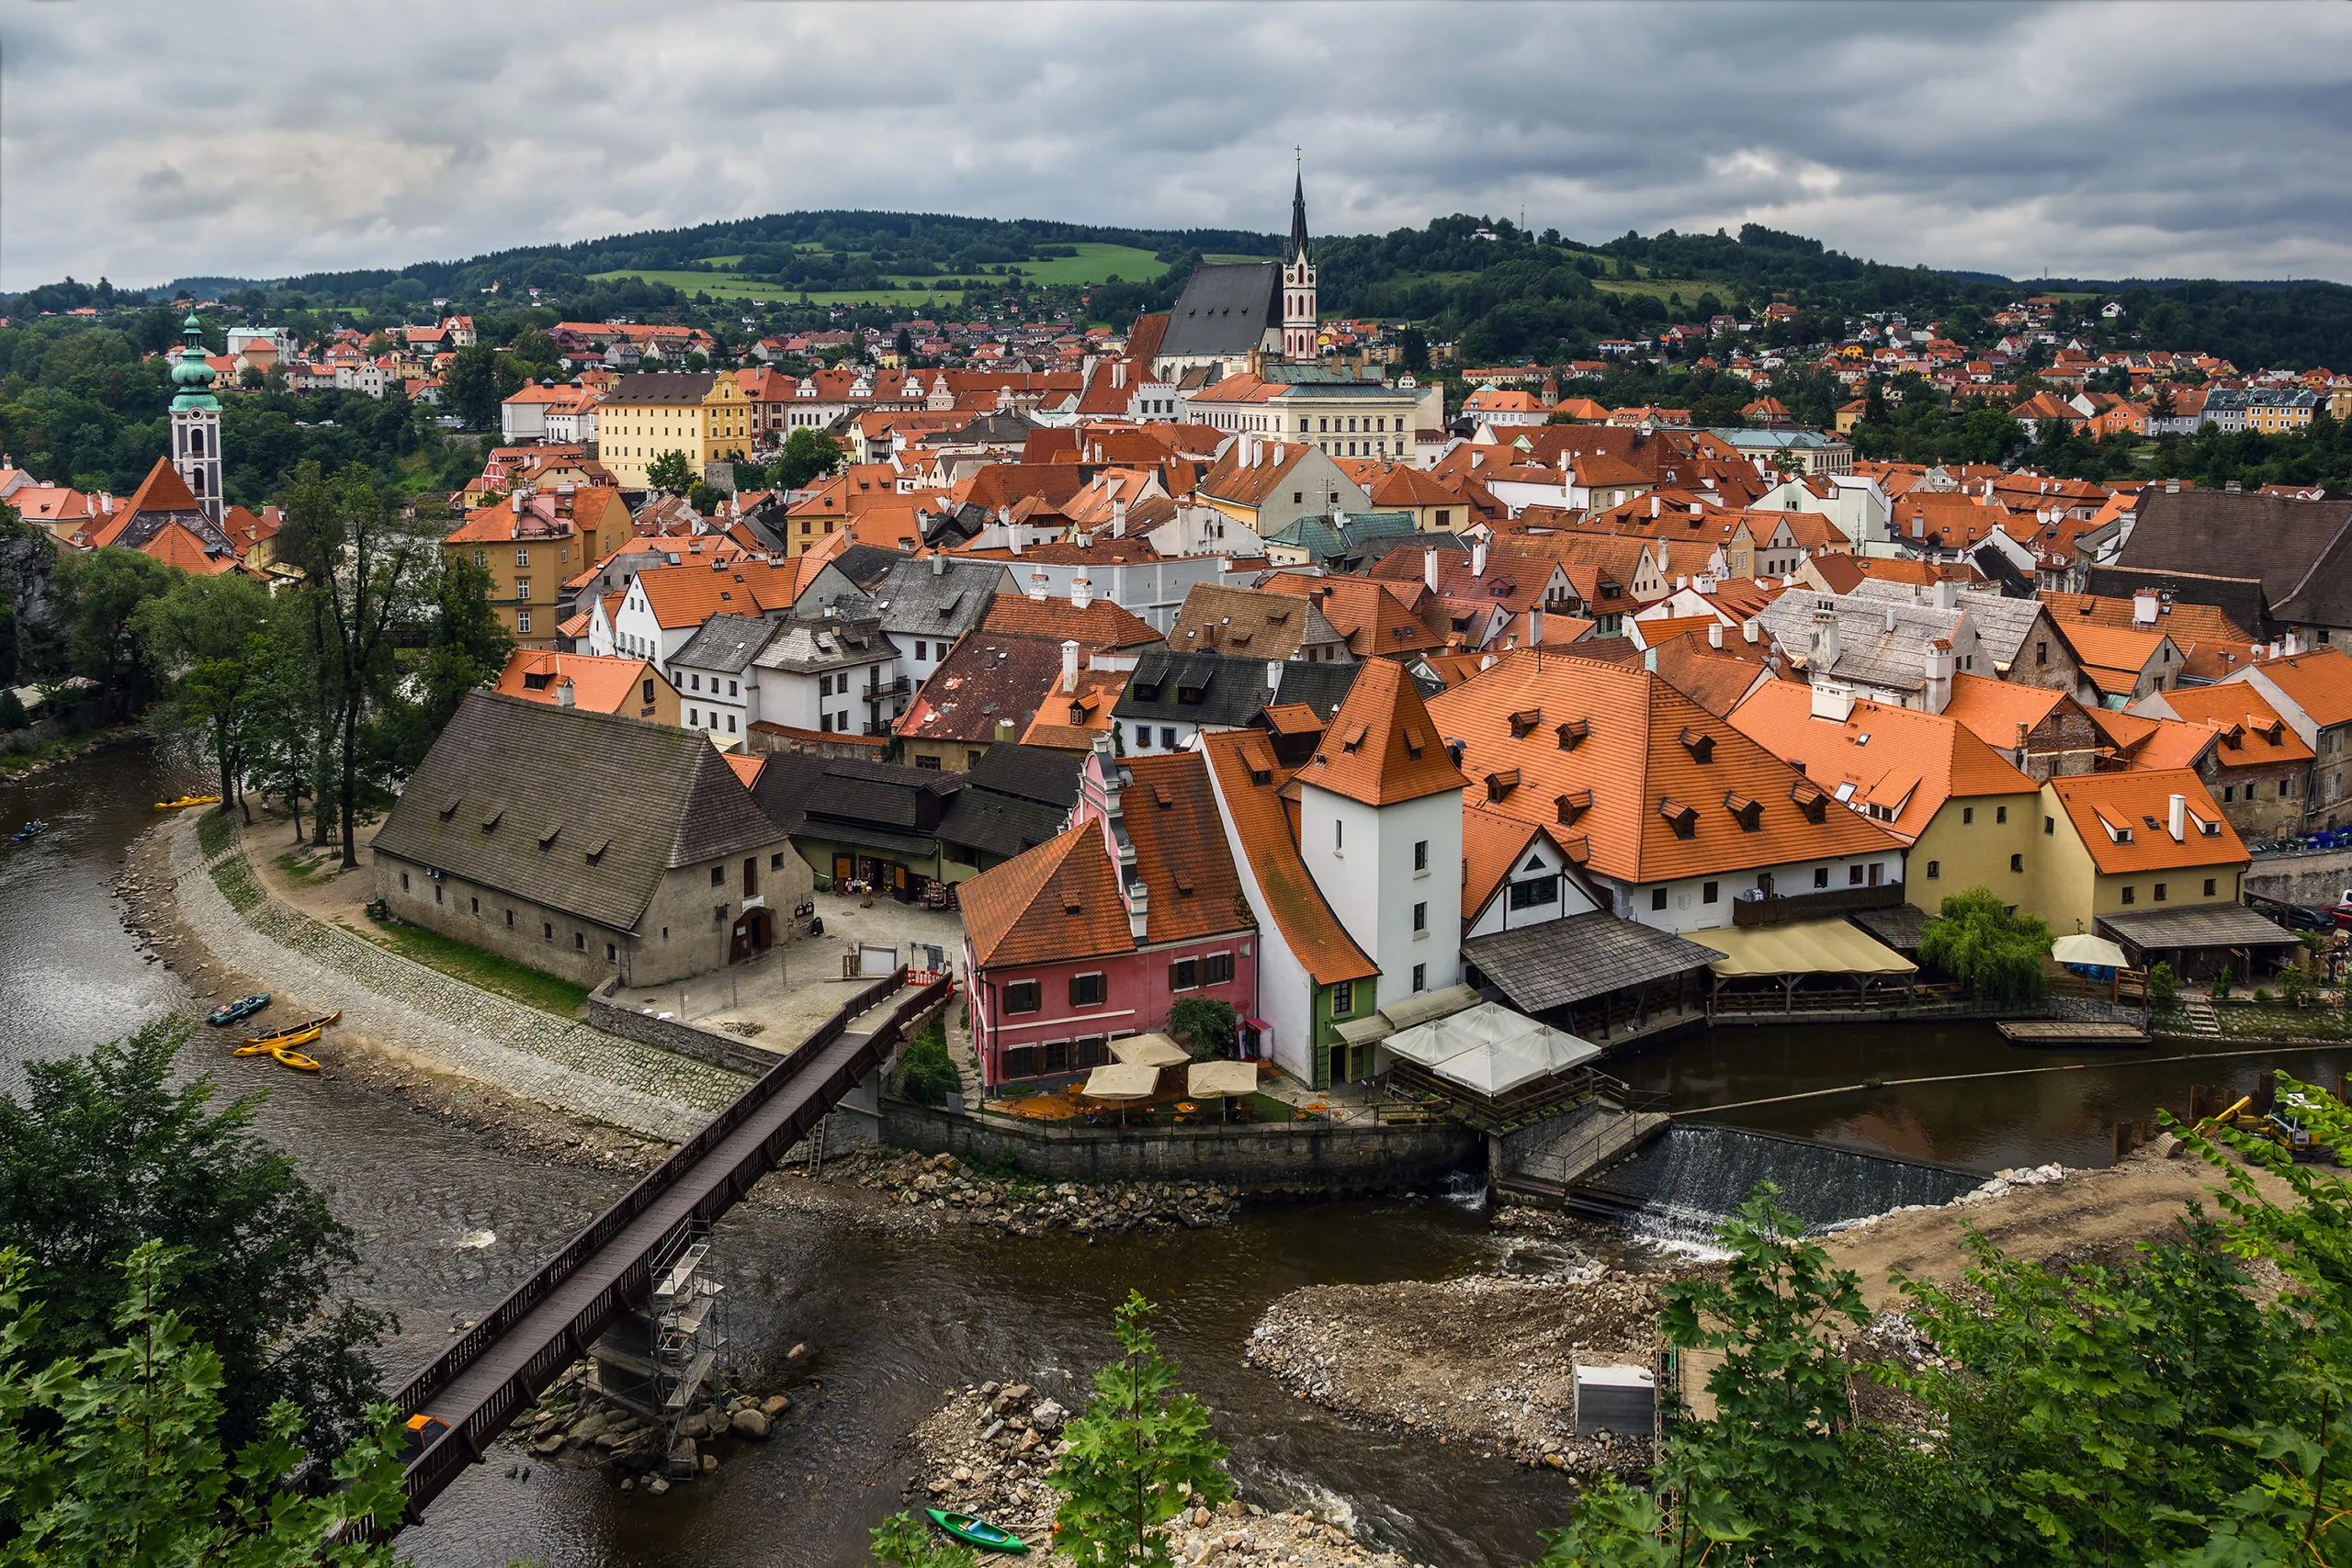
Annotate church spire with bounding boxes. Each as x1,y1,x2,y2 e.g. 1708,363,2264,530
1289,150,1310,263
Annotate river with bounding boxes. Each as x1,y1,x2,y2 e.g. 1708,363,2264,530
6,742,2347,1567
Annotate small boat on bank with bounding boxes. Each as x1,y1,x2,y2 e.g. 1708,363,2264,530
207,993,271,1027
926,1510,1029,1554
154,795,222,810
268,1045,321,1073
240,1010,341,1048
236,1022,322,1055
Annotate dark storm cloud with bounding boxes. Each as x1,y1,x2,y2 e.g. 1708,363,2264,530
4,1,2346,290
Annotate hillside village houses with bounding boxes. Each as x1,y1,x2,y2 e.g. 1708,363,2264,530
64,182,2352,1115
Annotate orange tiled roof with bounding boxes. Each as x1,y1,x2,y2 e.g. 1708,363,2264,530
2056,621,2177,694
1299,658,1467,807
958,822,1136,969
633,559,798,629
1461,805,1582,920
1120,752,1252,945
494,650,667,715
2047,769,2248,875
1261,574,1444,659
2244,647,2352,729
1426,650,1904,883
1727,682,2036,843
2157,684,2315,767
1201,731,1376,986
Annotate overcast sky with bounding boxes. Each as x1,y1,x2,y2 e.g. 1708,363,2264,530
6,1,2348,293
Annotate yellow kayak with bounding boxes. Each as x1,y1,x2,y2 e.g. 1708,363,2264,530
237,1023,322,1055
240,1011,340,1048
269,1046,321,1073
154,795,223,810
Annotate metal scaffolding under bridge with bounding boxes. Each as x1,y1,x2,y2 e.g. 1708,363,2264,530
378,968,948,1533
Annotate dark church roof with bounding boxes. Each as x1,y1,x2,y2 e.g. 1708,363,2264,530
1156,263,1282,360
2096,487,2352,635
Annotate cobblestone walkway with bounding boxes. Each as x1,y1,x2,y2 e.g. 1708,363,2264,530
170,818,749,1141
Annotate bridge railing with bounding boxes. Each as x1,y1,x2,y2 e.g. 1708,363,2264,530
390,966,914,1433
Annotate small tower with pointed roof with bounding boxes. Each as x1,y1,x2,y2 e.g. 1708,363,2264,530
167,312,222,522
1296,660,1469,1024
1283,155,1317,363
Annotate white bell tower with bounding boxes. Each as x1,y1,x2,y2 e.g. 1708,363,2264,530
167,312,223,521
1283,152,1317,363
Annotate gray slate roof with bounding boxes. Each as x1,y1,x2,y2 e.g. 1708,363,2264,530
669,613,781,675
937,788,1070,861
1758,589,1961,693
371,692,782,931
962,741,1084,808
2098,902,2298,952
1156,263,1283,359
1847,579,2049,671
1112,650,1365,728
2099,487,2352,635
870,556,1013,640
1462,911,1726,1013
605,372,721,404
750,615,899,675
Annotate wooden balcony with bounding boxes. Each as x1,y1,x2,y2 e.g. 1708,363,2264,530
1730,882,1904,928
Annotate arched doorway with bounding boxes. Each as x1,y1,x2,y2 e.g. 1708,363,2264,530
729,907,775,964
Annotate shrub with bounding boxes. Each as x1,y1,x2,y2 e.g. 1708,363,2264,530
895,1011,960,1106
2255,987,2274,1004
1166,998,1238,1060
2148,961,2179,1009
2213,963,2234,1000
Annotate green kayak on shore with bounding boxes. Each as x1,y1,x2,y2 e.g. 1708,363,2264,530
926,1508,1030,1553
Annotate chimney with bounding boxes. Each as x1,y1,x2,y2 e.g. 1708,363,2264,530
1810,682,1855,722
1743,617,1759,644
2167,792,2186,842
931,551,945,577
1423,547,1440,592
1922,637,1955,714
1810,608,1841,671
1472,539,1488,578
2132,588,2157,626
1649,494,1661,519
1883,604,1897,633
1126,882,1150,942
1933,578,1961,611
1061,638,1080,694
1071,575,1093,610
995,718,1017,743
555,677,576,708
1267,660,1283,693
2165,479,2179,493
1707,621,1723,649
1028,570,1049,603
2014,719,2030,754
1010,525,1023,557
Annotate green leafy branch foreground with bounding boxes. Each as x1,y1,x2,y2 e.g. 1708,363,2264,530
1539,1072,2352,1568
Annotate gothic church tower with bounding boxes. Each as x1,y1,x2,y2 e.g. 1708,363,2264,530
1282,159,1317,362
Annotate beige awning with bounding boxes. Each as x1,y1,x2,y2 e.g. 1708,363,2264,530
1186,1060,1260,1099
1703,918,1917,978
1111,1032,1190,1069
1083,1062,1161,1100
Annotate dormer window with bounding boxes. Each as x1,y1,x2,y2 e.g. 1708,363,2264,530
1658,797,1699,839
1485,769,1521,803
1724,791,1762,831
1508,707,1543,739
1679,727,1715,763
1555,718,1589,750
1556,788,1592,825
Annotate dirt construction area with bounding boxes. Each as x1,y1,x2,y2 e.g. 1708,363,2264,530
1245,1142,2293,1468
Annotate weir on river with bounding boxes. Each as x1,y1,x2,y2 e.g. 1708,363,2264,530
1575,1122,1984,1243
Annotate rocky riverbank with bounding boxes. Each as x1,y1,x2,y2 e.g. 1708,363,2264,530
1246,1265,1664,1480
494,1357,797,1495
769,1145,1244,1236
901,1379,1424,1568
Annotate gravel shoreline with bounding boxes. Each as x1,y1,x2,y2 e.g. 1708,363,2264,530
901,1379,1424,1568
768,1145,1243,1235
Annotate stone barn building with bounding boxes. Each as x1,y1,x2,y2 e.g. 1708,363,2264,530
372,692,807,987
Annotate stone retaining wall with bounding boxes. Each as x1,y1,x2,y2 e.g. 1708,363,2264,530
587,976,777,1077
878,1099,1479,1189
2247,848,2352,909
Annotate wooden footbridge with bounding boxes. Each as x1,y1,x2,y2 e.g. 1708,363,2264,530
381,968,948,1530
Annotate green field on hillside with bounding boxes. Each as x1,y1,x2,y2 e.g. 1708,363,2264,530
594,241,1166,307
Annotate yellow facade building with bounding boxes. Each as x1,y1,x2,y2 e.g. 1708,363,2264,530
594,371,758,489
2030,769,2248,935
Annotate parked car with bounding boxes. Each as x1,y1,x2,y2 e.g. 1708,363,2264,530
2279,904,2338,933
